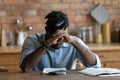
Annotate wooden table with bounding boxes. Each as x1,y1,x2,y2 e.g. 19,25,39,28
0,70,120,80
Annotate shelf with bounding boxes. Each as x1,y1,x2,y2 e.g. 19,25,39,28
0,43,120,54
0,46,21,54
88,43,120,51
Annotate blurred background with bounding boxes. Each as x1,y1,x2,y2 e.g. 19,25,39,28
0,0,120,72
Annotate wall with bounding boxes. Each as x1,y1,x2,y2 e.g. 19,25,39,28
0,0,120,45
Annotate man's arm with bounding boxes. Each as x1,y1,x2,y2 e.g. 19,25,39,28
62,31,99,66
20,35,50,73
20,31,65,72
48,30,98,66
20,46,46,72
71,39,97,66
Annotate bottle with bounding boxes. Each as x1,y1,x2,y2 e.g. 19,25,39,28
116,20,120,43
95,23,103,43
1,24,7,47
86,27,94,43
119,27,120,43
102,22,111,43
78,27,87,43
17,30,27,47
111,20,120,43
6,28,15,46
119,27,120,42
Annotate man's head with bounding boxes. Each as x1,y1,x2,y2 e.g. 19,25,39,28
45,11,69,49
45,11,69,34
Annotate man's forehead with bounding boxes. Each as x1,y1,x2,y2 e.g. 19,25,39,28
51,27,68,32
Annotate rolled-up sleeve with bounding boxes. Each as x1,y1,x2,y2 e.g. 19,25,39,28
88,54,101,68
73,36,101,68
19,36,40,66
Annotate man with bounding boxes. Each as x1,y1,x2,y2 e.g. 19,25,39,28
19,11,101,72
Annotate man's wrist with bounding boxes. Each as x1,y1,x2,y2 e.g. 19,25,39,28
70,39,77,45
42,41,49,50
41,45,48,51
71,39,88,54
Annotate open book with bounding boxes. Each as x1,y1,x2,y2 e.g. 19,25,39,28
42,68,67,75
78,67,120,77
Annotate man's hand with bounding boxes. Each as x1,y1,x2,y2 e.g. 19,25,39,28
46,30,74,46
45,30,65,46
62,31,74,44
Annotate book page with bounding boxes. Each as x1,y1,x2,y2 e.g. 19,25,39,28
78,68,120,76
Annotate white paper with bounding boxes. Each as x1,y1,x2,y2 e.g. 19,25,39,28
99,74,120,77
42,68,67,75
78,67,120,77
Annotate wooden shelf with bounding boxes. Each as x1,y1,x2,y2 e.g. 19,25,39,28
88,43,120,51
0,43,120,54
0,44,120,71
88,43,120,68
0,46,21,54
0,46,21,72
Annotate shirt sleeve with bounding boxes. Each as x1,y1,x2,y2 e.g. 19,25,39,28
73,36,101,68
92,54,101,68
19,34,41,66
84,54,101,68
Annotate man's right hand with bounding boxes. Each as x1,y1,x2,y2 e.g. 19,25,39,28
45,30,65,46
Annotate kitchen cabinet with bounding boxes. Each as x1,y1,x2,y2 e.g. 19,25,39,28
0,46,21,72
0,43,120,72
89,43,120,68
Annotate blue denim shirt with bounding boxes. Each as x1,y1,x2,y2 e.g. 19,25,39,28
19,33,101,71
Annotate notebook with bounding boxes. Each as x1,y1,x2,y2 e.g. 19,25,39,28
78,67,120,77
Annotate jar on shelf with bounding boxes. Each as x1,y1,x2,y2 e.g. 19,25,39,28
86,27,94,43
78,26,94,43
102,22,111,43
6,28,15,46
94,23,103,43
77,27,87,43
119,27,120,42
111,20,120,43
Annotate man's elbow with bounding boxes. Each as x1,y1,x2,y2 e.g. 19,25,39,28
20,64,31,73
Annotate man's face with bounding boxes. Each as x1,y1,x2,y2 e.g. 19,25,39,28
51,37,64,49
47,28,68,49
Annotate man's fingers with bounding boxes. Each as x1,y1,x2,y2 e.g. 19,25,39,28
52,30,65,37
